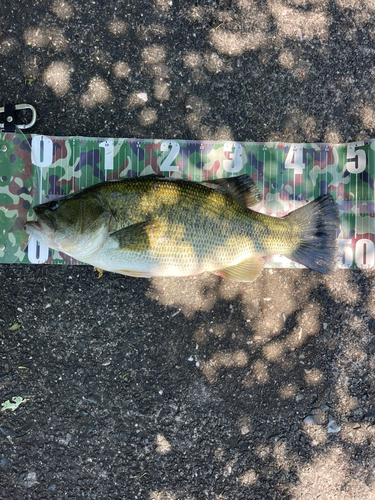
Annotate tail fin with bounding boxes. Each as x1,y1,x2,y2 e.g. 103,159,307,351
286,195,340,274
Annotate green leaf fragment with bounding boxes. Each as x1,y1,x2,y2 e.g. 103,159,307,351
25,78,36,83
1,396,28,412
8,322,21,331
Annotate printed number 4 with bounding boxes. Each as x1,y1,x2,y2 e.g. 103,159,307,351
285,145,305,174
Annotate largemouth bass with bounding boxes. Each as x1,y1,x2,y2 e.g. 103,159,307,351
24,175,340,281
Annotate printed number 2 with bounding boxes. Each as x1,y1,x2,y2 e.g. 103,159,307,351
345,143,366,174
160,141,179,171
285,145,305,174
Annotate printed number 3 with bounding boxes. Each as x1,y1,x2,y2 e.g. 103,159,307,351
223,142,243,174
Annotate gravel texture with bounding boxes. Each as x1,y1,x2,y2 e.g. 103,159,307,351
1,1,375,499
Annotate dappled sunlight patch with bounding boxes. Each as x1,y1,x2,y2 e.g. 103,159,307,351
273,440,298,469
340,422,375,446
154,0,172,12
154,81,170,101
323,127,343,144
210,29,267,56
237,469,257,486
270,2,330,41
149,276,219,317
112,61,130,79
203,53,225,73
284,107,318,140
43,61,72,97
255,443,271,459
24,26,68,51
335,374,360,417
156,433,171,454
237,416,252,435
127,91,149,108
324,272,360,305
302,421,327,446
107,19,128,37
263,341,285,362
0,37,20,55
359,106,375,129
142,45,166,65
51,0,74,20
342,343,367,364
252,312,285,345
285,303,321,350
243,359,269,387
290,445,373,499
213,126,234,141
184,52,202,69
150,489,195,500
201,350,248,383
80,77,113,109
138,108,158,127
304,367,324,386
151,62,170,79
278,49,294,70
279,383,297,399
149,490,180,500
184,5,205,23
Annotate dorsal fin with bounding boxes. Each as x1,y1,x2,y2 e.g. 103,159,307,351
202,175,262,208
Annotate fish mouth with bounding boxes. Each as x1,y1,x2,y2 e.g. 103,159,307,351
24,213,55,239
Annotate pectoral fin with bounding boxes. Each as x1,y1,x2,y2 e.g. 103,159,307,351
110,220,161,251
212,256,265,282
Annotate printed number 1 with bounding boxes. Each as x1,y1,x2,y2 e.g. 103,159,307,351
285,145,305,174
99,139,114,170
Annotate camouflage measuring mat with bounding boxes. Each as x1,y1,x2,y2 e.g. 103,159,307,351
1,132,374,270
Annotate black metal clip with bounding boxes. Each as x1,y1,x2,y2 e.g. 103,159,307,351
0,104,37,131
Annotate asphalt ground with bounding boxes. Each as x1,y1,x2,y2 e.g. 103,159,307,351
1,1,375,499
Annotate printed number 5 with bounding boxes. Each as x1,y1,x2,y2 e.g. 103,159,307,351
345,143,366,174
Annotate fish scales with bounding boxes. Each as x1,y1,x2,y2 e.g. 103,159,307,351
24,175,340,281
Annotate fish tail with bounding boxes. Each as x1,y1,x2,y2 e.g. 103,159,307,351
286,195,340,274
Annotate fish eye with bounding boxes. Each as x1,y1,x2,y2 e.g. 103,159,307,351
48,200,60,211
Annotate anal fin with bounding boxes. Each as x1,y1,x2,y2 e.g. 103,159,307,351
212,256,265,282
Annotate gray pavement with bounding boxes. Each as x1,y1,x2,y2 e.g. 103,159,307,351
1,1,375,499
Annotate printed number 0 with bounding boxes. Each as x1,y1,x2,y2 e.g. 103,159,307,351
285,145,305,174
160,141,180,172
31,135,54,168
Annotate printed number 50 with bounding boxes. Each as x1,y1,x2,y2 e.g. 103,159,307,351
339,238,374,269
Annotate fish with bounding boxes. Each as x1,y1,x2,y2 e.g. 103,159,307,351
24,174,340,282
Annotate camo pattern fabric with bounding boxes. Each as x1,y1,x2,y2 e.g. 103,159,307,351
1,132,374,270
